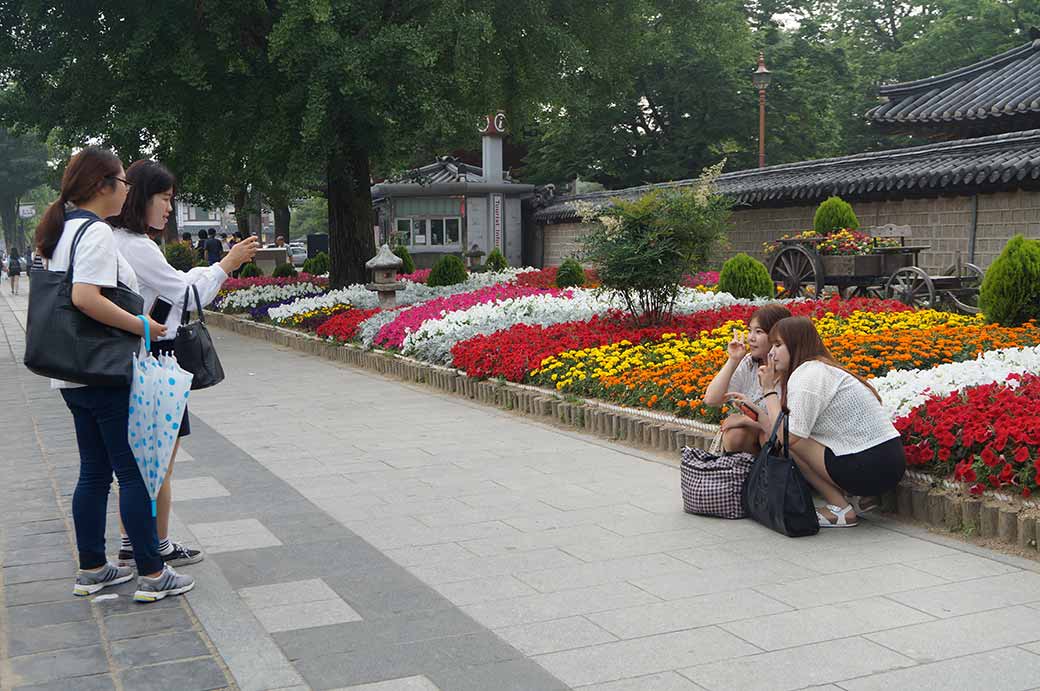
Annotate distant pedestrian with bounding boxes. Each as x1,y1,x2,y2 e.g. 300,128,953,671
7,247,22,294
181,231,192,245
196,229,207,262
204,228,223,265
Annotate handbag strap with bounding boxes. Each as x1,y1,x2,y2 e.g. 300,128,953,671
765,411,790,459
64,209,124,287
180,284,206,325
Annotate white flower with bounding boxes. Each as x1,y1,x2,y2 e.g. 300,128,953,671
218,283,325,311
874,345,1040,420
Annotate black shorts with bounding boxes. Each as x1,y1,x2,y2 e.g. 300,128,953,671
149,341,191,438
824,437,905,497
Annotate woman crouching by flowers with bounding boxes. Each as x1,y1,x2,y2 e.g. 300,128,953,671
748,317,906,528
702,304,791,454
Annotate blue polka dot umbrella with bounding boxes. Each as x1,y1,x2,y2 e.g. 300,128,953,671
128,320,193,517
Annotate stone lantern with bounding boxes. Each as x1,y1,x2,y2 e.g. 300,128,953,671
464,243,486,270
365,244,404,308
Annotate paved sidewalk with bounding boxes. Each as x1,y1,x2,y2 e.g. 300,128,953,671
5,289,1040,690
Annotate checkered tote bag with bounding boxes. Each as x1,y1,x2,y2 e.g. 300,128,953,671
680,447,755,519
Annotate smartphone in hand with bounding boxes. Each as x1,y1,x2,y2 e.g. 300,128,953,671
149,295,174,324
737,401,761,421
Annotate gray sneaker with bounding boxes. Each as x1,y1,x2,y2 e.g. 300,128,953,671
133,566,195,603
73,563,134,596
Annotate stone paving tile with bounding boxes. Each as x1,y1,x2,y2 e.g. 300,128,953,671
171,475,231,501
905,552,1022,581
680,637,916,691
3,577,76,606
494,615,619,655
628,559,814,600
719,595,935,651
408,548,582,585
836,646,1040,691
6,619,100,657
580,671,707,691
8,644,109,686
533,626,758,687
886,570,1040,618
334,676,441,690
253,598,364,633
110,630,210,668
754,563,948,609
430,575,538,606
187,517,283,553
864,605,1040,662
588,588,793,639
460,582,661,629
426,658,570,690
118,657,228,691
515,553,694,593
12,673,116,691
103,607,195,640
7,600,93,628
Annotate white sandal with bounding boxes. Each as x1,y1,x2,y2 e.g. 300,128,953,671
817,504,858,528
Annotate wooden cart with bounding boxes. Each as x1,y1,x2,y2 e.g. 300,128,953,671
767,224,984,312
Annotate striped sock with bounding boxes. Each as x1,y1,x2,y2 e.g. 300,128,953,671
120,535,132,552
159,538,173,556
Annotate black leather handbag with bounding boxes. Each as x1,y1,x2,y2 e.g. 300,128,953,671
742,412,820,538
174,284,225,390
24,211,144,387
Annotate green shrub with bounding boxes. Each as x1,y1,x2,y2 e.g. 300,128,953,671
555,258,586,288
580,161,731,325
272,263,298,278
427,254,468,287
979,235,1040,326
813,196,859,234
239,262,263,278
717,253,774,299
164,242,196,272
393,245,415,274
302,251,330,275
485,247,508,272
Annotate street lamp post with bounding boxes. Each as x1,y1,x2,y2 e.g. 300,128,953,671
752,52,772,168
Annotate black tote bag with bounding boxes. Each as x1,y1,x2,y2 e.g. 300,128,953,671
742,412,820,538
24,212,144,387
173,284,224,390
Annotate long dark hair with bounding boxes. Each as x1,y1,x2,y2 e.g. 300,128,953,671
770,316,881,411
35,147,123,258
108,159,177,234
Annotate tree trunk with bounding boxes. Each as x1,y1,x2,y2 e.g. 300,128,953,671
327,144,375,288
0,195,19,251
274,204,290,241
233,186,250,236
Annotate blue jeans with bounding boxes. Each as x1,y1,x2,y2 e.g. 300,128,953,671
61,386,163,575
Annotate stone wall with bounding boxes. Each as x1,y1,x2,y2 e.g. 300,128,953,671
540,189,1040,273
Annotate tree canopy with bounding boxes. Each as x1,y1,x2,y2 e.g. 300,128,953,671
0,128,49,251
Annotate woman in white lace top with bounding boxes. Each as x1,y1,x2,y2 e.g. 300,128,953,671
750,316,905,528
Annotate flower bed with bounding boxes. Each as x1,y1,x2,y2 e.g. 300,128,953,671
897,372,1040,498
211,265,1040,497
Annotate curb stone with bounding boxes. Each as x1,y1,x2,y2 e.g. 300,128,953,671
205,310,1039,556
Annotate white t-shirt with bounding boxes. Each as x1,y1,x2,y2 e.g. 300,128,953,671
113,229,228,341
786,360,899,456
46,217,140,389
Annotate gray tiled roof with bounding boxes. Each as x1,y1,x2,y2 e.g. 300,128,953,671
533,129,1040,222
387,156,513,184
866,39,1040,129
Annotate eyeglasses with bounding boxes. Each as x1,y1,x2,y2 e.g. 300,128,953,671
107,175,133,188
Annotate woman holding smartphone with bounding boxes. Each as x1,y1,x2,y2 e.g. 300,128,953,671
35,147,195,601
702,304,791,454
110,160,258,568
751,317,906,528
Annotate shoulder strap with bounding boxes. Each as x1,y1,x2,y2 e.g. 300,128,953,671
181,284,206,325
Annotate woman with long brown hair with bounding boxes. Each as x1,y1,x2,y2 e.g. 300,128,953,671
35,146,194,601
751,316,905,528
703,303,791,454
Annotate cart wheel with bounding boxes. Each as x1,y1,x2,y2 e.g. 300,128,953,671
768,244,824,299
886,267,936,309
942,262,984,313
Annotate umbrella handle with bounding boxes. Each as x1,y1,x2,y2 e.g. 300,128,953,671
136,315,151,351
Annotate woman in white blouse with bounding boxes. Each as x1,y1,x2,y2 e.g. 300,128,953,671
750,317,905,528
110,159,258,567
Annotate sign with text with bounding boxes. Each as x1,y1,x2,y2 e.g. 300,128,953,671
18,204,36,218
492,194,503,250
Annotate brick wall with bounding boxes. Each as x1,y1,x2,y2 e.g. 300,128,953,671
540,190,1040,273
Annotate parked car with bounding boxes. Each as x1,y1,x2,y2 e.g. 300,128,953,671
289,244,307,266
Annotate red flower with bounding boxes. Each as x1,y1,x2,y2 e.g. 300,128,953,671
981,446,999,468
1015,446,1031,464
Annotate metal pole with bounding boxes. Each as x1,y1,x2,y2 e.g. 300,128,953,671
758,89,766,168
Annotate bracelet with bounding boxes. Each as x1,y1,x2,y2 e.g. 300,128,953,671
760,391,778,399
